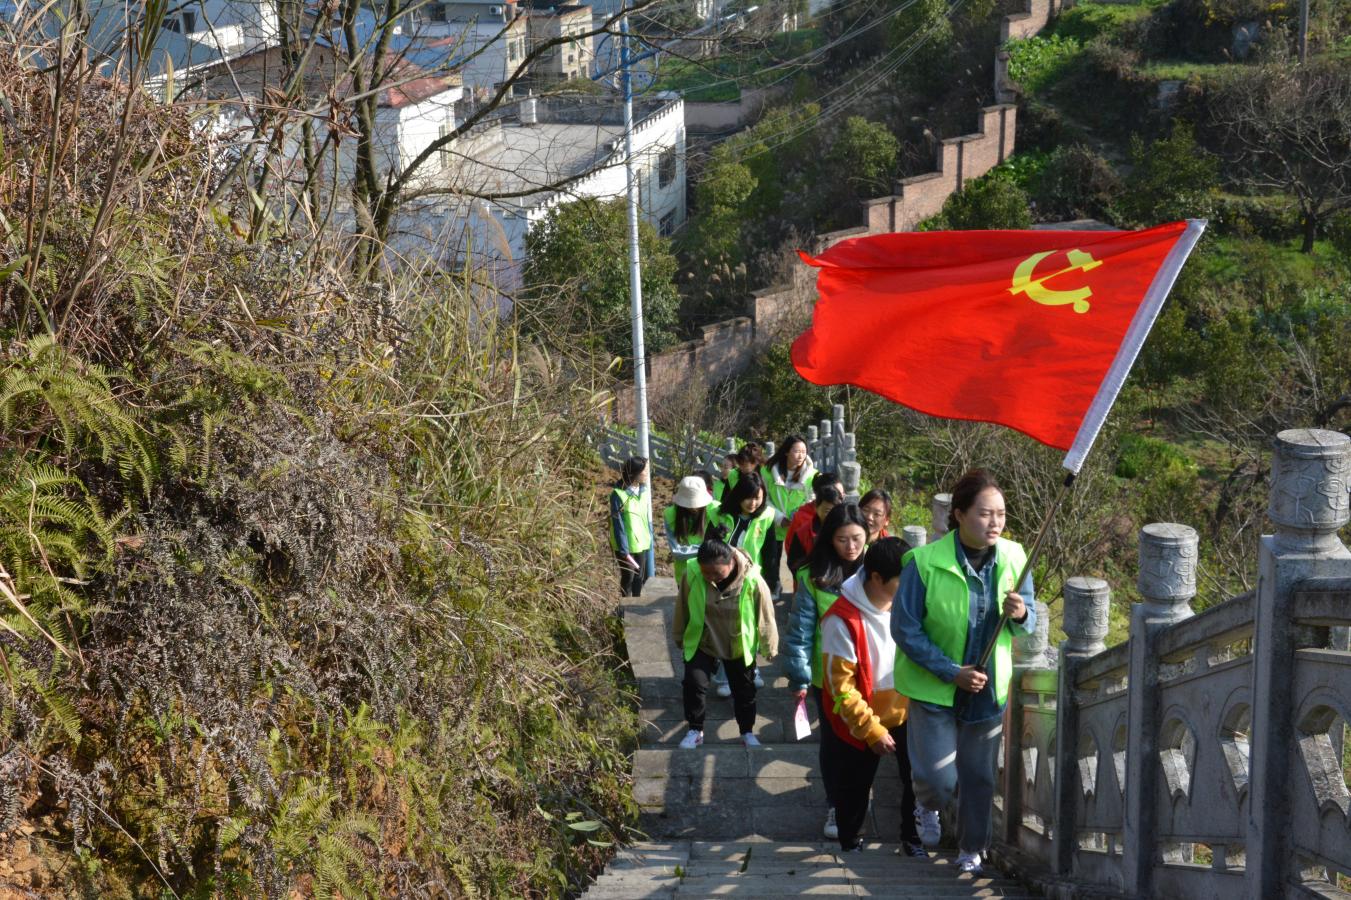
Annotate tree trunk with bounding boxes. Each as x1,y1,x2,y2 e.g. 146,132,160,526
1301,211,1317,253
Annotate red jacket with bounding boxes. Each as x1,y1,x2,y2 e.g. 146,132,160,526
785,503,818,574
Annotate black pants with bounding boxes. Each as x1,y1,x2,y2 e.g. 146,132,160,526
760,531,782,594
830,721,920,849
684,650,756,733
616,551,646,597
814,687,840,807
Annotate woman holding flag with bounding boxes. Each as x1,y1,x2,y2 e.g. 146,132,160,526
890,469,1036,874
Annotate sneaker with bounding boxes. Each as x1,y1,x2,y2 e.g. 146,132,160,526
823,807,839,840
715,681,732,699
957,851,982,874
752,669,765,689
741,732,761,748
900,841,929,858
678,729,704,749
915,806,941,848
842,838,864,853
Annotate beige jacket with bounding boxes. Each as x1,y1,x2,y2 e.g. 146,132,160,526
673,548,779,662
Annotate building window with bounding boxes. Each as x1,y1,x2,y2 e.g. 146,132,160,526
658,148,676,189
165,10,197,32
659,210,677,236
430,3,447,21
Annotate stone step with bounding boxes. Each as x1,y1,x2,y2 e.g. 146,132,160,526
641,694,822,745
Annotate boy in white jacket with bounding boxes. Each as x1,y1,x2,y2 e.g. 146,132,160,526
819,538,924,855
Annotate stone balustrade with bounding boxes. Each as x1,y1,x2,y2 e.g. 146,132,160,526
993,428,1351,899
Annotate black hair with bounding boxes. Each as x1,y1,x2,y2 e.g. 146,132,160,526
619,456,648,488
863,537,906,582
697,525,735,566
948,469,1003,531
813,472,842,503
768,434,808,477
674,506,709,543
696,470,717,493
738,442,765,468
807,502,868,592
724,469,768,518
859,488,893,516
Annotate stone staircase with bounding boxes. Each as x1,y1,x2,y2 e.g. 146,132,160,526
580,572,1040,899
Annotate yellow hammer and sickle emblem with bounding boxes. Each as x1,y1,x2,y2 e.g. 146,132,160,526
1008,248,1102,314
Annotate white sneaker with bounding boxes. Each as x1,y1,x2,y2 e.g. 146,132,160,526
715,681,732,699
823,807,839,840
741,733,761,748
916,807,941,848
957,851,982,874
678,729,704,749
752,669,764,688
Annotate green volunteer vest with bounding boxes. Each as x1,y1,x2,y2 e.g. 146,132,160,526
683,563,763,666
610,487,652,554
797,564,840,689
763,466,816,540
664,501,719,583
711,505,775,569
894,531,1027,707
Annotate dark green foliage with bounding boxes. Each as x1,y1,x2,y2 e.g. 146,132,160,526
1034,144,1123,221
1006,33,1082,94
1114,124,1220,225
830,116,901,198
927,171,1033,230
524,198,682,360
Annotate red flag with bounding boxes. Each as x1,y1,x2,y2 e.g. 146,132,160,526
791,221,1205,473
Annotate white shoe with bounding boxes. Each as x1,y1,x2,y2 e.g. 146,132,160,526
678,729,704,749
714,681,732,699
916,807,941,848
753,670,764,688
823,807,839,840
741,733,761,748
957,851,982,874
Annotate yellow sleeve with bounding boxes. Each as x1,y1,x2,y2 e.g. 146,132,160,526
823,652,887,746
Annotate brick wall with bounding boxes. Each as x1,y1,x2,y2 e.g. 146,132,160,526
610,0,1064,422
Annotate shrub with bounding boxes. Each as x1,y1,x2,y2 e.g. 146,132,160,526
1113,123,1220,225
928,171,1033,230
1034,144,1124,221
1005,33,1082,94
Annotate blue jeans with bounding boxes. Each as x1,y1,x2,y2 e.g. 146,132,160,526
906,701,1003,853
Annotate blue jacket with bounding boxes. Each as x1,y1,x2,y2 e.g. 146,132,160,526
783,574,822,691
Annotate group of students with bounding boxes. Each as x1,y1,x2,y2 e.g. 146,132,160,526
607,442,1036,876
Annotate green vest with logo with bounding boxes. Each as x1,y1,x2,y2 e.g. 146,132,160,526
610,487,651,554
682,564,763,666
894,531,1027,707
797,564,840,689
762,465,816,541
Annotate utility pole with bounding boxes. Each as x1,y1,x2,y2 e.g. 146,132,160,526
620,14,652,513
1298,0,1309,62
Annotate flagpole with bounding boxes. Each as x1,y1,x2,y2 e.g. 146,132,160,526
975,471,1075,672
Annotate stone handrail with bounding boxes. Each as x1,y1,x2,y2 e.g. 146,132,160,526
993,428,1351,899
591,402,865,498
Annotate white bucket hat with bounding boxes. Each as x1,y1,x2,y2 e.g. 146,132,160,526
673,476,714,509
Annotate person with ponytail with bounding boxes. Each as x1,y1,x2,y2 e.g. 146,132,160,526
762,435,815,598
664,476,718,586
709,469,777,694
783,503,869,840
609,456,654,597
672,527,779,750
891,469,1037,874
819,537,925,855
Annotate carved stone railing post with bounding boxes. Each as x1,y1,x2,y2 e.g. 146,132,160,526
901,525,927,552
1248,429,1351,898
931,493,951,542
1122,522,1197,896
1003,594,1053,845
764,440,776,461
832,404,846,475
819,419,833,473
841,432,857,465
806,426,819,464
1052,577,1112,876
840,461,861,504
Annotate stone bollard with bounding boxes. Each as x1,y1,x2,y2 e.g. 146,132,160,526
1014,599,1053,668
819,419,833,472
806,425,819,463
841,461,862,502
841,432,857,465
1062,577,1111,657
1138,523,1198,625
931,493,952,540
1269,427,1351,554
901,525,927,551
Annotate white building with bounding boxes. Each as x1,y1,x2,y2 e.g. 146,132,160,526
401,94,685,289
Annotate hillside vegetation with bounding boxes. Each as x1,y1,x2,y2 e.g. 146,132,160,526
0,55,636,896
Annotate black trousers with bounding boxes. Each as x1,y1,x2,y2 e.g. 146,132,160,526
760,530,782,594
616,551,646,597
830,721,920,849
683,650,756,733
814,687,841,807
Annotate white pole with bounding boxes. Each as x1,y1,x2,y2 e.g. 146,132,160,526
621,14,652,516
